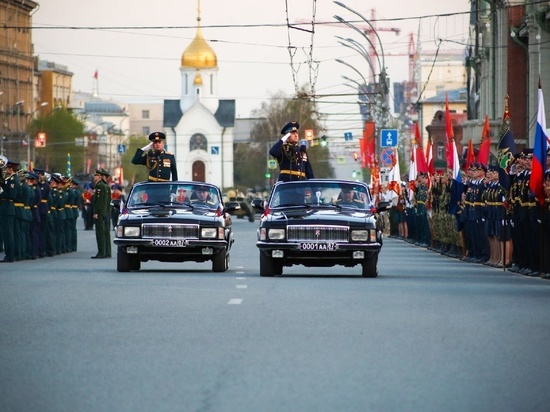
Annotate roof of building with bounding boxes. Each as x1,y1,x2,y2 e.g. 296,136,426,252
163,100,235,128
84,101,126,114
424,88,468,103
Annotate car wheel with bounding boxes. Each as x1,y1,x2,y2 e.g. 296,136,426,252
130,255,141,271
117,247,132,272
260,252,282,277
212,248,228,272
361,256,378,278
248,214,255,222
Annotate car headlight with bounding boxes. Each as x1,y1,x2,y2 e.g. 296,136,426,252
268,228,285,240
123,226,140,237
351,230,369,241
201,228,218,239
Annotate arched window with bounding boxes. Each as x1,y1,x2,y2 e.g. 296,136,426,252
190,133,207,151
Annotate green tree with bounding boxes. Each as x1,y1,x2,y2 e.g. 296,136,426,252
29,108,85,175
234,87,334,190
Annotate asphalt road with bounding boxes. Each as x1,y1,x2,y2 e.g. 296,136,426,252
1,218,550,412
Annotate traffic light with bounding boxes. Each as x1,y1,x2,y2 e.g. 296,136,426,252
304,129,314,142
265,172,271,179
353,152,358,161
35,132,46,148
320,135,327,147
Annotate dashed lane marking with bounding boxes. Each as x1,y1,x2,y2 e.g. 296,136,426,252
228,299,243,305
236,285,248,289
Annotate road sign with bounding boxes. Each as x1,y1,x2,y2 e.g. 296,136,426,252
211,146,219,155
267,159,277,170
117,144,126,154
380,129,398,147
344,132,353,141
380,148,395,167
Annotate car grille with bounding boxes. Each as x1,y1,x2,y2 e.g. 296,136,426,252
287,225,349,242
142,223,199,239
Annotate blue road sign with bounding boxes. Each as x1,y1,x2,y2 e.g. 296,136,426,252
117,144,126,154
211,146,219,155
380,129,398,147
344,132,353,141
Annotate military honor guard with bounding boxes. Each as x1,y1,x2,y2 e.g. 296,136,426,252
132,132,178,182
269,121,314,181
92,168,112,259
0,159,21,262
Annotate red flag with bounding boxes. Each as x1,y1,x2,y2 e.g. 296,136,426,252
478,115,491,167
362,121,376,169
93,70,98,79
426,138,435,175
465,139,475,170
414,122,428,173
445,94,455,171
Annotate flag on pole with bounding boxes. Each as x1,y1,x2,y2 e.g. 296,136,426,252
447,94,463,215
529,80,548,206
66,153,72,177
497,95,517,191
93,70,98,79
478,115,491,167
414,122,428,174
388,149,401,195
465,139,475,170
426,138,434,175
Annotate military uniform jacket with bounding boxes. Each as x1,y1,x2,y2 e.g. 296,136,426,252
30,184,41,222
0,173,20,216
37,181,50,216
93,179,111,216
132,148,178,182
269,140,314,181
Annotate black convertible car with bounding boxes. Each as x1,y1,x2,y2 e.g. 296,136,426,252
255,179,391,277
114,181,235,273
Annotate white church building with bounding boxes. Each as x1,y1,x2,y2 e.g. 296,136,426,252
163,10,235,189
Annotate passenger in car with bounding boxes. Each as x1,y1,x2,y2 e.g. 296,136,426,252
336,189,365,208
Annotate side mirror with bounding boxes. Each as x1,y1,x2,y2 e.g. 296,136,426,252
376,201,392,213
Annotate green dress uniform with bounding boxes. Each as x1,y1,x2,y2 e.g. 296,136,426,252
131,132,178,182
0,169,20,262
92,169,112,258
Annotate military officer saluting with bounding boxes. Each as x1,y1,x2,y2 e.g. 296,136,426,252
269,121,314,182
132,131,178,182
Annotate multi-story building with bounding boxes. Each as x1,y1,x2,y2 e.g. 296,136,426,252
0,0,39,160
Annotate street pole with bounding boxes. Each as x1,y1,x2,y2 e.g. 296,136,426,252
27,102,49,169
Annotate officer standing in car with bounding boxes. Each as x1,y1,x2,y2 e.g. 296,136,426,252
269,121,314,182
132,132,178,182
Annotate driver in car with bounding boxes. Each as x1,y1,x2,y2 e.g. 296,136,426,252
191,187,215,206
336,188,364,208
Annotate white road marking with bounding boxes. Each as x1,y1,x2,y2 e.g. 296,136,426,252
228,299,243,305
236,271,245,274
236,277,246,280
236,285,248,289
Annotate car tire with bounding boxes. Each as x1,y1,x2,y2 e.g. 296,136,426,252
212,248,228,272
260,252,282,277
117,247,132,272
361,256,378,278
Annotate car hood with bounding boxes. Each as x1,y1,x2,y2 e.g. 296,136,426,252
264,208,376,225
119,207,222,225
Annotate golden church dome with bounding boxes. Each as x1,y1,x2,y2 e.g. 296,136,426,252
181,25,217,69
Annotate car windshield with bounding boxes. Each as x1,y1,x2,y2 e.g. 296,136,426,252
127,183,222,210
269,181,372,210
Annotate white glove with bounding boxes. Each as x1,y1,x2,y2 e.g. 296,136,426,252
141,142,153,151
281,132,291,143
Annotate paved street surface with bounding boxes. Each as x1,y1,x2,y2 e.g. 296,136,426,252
1,218,550,412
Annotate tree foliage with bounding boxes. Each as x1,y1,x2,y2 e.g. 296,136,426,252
29,108,85,175
234,87,334,190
